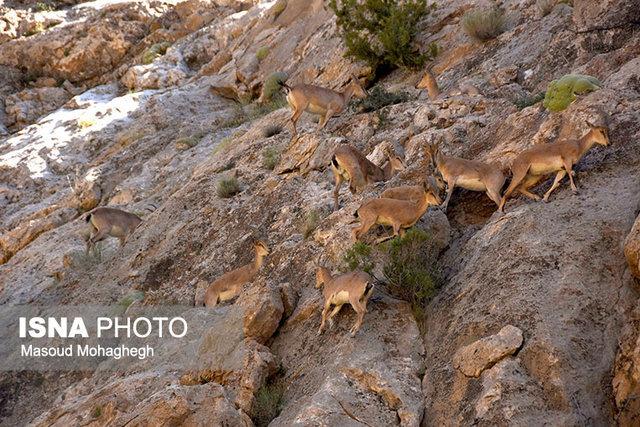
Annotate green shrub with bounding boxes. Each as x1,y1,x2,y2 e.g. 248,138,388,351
69,247,103,268
91,406,102,419
213,136,235,154
329,0,437,74
217,176,241,198
253,383,285,427
514,91,545,109
262,147,281,170
355,85,410,112
343,242,374,273
300,209,321,239
35,2,53,12
381,228,440,325
461,7,506,41
175,136,200,150
271,0,287,18
118,291,145,309
142,42,171,65
246,98,288,121
24,22,45,36
262,71,288,102
543,74,601,112
256,46,270,61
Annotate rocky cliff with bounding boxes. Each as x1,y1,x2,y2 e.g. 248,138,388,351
1,0,639,425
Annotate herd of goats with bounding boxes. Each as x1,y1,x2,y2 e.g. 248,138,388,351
82,75,610,336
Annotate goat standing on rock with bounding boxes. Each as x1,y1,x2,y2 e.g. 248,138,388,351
331,144,405,210
316,267,374,337
352,179,442,243
199,240,270,307
427,143,506,212
499,122,610,211
280,75,367,137
84,207,142,253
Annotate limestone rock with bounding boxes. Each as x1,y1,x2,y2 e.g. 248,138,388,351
4,87,71,129
242,283,284,344
613,303,640,426
624,214,640,278
453,325,524,378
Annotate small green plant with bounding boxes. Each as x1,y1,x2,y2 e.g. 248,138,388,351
69,247,103,269
342,241,374,273
142,42,171,65
381,228,440,327
246,98,288,121
220,109,249,129
355,85,410,112
35,2,53,12
262,147,281,170
543,74,601,112
175,136,200,150
461,7,506,42
24,22,45,36
91,405,102,419
217,176,241,198
514,91,545,109
213,136,235,154
118,291,145,309
300,209,321,239
261,71,288,102
271,0,287,18
262,124,283,138
329,0,437,75
253,382,285,427
536,0,556,17
256,46,270,61
77,117,96,128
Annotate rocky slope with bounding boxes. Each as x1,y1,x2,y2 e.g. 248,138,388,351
1,0,639,425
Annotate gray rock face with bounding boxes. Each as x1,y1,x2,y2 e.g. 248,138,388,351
1,0,640,425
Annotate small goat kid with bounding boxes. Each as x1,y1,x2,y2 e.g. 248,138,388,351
316,267,374,337
352,180,442,243
331,144,405,210
202,240,270,307
380,176,445,202
428,144,506,212
498,123,610,211
84,207,142,253
282,76,367,136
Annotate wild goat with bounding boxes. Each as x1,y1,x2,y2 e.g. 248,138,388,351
316,267,374,337
415,68,440,100
379,176,444,202
352,180,442,243
427,143,506,212
201,240,270,307
84,207,142,253
281,76,367,136
498,122,610,211
331,144,405,210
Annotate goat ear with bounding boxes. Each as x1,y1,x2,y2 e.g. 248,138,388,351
585,120,596,128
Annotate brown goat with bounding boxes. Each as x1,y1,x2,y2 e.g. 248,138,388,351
499,123,610,211
316,267,374,337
